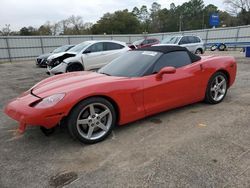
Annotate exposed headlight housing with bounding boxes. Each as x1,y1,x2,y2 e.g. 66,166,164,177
32,93,65,109
54,60,61,66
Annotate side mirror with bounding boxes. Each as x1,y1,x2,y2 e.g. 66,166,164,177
83,50,91,54
156,66,176,80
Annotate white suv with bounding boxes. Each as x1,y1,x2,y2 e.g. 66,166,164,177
47,40,130,75
155,35,205,54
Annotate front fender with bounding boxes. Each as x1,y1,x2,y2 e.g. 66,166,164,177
62,80,145,126
64,55,82,64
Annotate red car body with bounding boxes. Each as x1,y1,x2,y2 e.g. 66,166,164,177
129,38,160,49
4,55,236,133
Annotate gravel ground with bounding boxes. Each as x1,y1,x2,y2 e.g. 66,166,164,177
0,51,249,188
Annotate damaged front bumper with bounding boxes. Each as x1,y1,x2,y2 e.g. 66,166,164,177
4,94,65,133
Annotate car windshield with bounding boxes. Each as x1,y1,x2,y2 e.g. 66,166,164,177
68,42,91,53
52,45,72,53
161,36,181,44
133,39,144,45
98,51,162,77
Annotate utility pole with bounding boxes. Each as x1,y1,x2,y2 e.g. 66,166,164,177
179,15,182,32
202,12,205,29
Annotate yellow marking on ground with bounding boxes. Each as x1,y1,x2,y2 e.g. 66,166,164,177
198,123,207,127
6,129,24,142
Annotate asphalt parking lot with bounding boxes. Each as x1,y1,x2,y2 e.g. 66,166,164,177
0,51,249,188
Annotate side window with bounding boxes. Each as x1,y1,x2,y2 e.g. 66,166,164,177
142,40,149,45
152,51,192,73
188,36,196,44
148,39,156,44
104,42,124,51
194,37,201,43
85,43,104,53
179,36,189,45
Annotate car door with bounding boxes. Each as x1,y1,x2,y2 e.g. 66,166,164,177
179,36,193,52
149,39,159,46
140,39,149,48
187,36,198,53
81,42,106,70
101,42,127,64
143,51,204,116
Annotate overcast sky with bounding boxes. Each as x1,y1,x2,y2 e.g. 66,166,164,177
0,0,225,31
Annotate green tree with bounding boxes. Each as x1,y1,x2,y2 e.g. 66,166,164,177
177,0,205,30
224,0,250,25
92,10,141,34
38,25,52,35
150,2,161,32
0,24,11,36
19,26,38,35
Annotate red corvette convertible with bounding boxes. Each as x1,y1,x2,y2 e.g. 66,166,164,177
4,46,236,144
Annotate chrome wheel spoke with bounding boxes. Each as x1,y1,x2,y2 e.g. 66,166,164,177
87,126,94,139
89,104,96,116
77,118,89,125
97,122,108,131
99,109,110,119
218,79,225,87
214,91,218,100
215,77,219,85
219,89,225,94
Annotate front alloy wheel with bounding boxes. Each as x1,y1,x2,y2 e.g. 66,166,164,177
68,97,116,144
205,72,228,104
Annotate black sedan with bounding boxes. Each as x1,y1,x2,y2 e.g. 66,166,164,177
36,45,74,67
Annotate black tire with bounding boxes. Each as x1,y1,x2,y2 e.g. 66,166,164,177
40,126,56,136
67,97,116,144
195,48,203,54
211,45,217,51
66,63,84,72
205,72,228,104
218,43,226,51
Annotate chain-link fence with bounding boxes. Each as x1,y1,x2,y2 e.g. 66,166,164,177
0,25,250,62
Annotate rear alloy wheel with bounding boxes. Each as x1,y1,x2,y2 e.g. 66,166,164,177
195,49,202,54
66,64,83,72
205,72,228,104
68,97,116,144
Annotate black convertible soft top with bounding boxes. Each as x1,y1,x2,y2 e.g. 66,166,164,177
135,45,201,63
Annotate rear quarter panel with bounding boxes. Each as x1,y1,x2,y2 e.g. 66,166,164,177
200,55,237,91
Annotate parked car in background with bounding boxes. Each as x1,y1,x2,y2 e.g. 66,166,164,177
46,40,130,75
155,35,205,54
36,45,74,67
129,38,159,49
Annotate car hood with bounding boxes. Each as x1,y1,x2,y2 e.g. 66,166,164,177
37,53,52,59
47,52,77,60
31,71,125,97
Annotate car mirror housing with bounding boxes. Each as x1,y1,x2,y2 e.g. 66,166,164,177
156,66,176,80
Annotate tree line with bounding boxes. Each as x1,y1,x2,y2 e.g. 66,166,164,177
1,0,249,36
